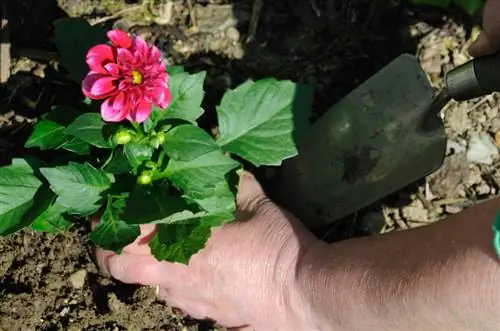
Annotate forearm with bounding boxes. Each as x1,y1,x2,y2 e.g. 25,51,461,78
297,197,500,330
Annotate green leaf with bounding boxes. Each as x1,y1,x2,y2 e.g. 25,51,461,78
65,113,110,148
44,105,81,125
90,199,140,254
60,137,91,155
216,78,314,166
103,148,132,174
163,150,240,212
163,124,218,161
150,222,211,263
0,159,42,235
40,162,114,216
31,203,72,233
25,120,68,150
2,186,58,236
167,65,185,75
53,18,108,82
152,70,206,123
453,0,484,15
121,186,196,225
124,142,154,169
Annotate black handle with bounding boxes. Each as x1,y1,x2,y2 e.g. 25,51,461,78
445,52,500,101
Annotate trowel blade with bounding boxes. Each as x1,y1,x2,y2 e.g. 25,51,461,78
273,54,447,230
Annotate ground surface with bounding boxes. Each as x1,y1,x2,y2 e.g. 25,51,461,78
1,0,499,330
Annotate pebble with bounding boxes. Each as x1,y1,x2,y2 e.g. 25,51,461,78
466,132,499,165
69,269,87,289
225,27,240,41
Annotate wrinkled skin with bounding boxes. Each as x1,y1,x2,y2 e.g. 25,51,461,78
95,172,319,329
469,0,500,56
95,1,500,328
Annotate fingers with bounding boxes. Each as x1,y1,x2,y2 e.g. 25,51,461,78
95,247,187,286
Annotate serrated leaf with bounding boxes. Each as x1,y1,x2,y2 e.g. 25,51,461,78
216,78,314,166
53,18,108,82
0,159,42,235
163,150,240,213
163,124,218,161
65,113,110,148
121,186,196,224
103,148,132,174
167,65,185,75
124,142,154,169
90,200,140,253
60,137,91,155
40,162,114,216
150,222,211,263
453,0,484,15
31,203,72,233
151,71,206,124
25,120,68,150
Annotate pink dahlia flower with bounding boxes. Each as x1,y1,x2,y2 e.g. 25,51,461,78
82,29,172,123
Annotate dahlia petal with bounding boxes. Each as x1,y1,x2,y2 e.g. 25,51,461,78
82,73,112,99
149,46,161,61
133,36,149,61
144,87,164,103
101,97,128,122
107,29,133,49
113,91,128,110
118,80,133,91
87,44,115,62
159,88,172,109
117,48,134,65
104,63,121,76
129,100,152,123
86,56,108,74
90,76,118,97
146,78,169,89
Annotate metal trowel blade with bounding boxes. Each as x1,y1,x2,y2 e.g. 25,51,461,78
273,54,446,231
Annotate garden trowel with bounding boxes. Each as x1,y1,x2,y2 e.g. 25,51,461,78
274,52,500,231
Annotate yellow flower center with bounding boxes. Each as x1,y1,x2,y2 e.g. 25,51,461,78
132,70,143,84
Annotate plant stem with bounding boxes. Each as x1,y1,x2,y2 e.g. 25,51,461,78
157,150,165,168
130,121,145,137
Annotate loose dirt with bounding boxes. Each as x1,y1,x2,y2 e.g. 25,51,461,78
1,0,498,330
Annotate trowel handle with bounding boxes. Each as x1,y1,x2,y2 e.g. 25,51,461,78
445,52,500,101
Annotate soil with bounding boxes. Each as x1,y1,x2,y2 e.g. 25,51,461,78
1,0,498,330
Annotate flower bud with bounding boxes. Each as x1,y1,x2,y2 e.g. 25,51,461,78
137,172,152,185
114,130,133,145
156,132,166,145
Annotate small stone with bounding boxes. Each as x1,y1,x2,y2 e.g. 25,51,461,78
225,27,240,41
466,132,499,165
475,183,491,195
60,307,70,317
69,269,87,289
445,205,463,214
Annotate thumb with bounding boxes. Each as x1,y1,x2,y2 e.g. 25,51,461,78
468,32,500,57
235,171,270,213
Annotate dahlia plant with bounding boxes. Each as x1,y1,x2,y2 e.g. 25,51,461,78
0,18,313,263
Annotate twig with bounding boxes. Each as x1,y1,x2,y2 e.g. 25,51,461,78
89,5,144,26
246,0,264,43
185,0,197,28
0,2,11,84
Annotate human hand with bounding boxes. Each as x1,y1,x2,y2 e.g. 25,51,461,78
94,171,320,330
469,0,500,57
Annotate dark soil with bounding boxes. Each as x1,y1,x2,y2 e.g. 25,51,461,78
0,0,487,329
